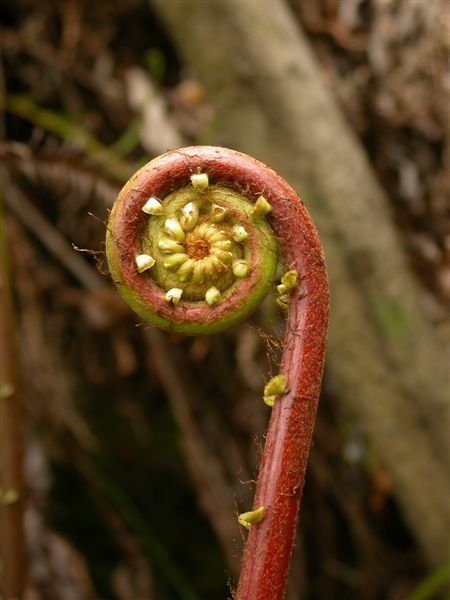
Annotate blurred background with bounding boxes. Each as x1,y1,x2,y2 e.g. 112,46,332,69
1,1,449,599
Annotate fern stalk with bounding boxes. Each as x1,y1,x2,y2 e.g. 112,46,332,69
106,146,329,599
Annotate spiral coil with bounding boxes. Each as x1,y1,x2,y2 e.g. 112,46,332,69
107,147,278,334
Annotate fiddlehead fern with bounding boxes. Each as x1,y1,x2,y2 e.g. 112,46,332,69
106,148,277,334
106,146,329,599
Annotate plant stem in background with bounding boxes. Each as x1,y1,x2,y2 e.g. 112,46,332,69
2,95,133,183
0,197,24,599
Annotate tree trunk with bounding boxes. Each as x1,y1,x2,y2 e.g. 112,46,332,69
149,0,450,567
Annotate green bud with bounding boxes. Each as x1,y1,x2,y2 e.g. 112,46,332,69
213,240,233,251
180,202,199,231
190,173,209,191
211,204,228,222
1,488,20,505
163,253,189,269
252,195,272,218
0,383,14,400
231,224,248,242
164,217,186,242
263,395,276,407
281,270,298,289
205,286,222,306
238,506,265,529
232,260,249,278
177,259,195,281
158,237,185,254
264,374,287,397
276,295,290,310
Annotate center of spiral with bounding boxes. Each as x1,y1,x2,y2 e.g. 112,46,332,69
185,236,210,259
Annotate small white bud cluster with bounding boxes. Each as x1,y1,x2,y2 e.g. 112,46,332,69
276,270,298,310
136,174,257,309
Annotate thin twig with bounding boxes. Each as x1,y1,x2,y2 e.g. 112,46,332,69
0,195,24,598
2,169,103,293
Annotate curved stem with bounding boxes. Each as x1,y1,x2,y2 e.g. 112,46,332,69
107,146,329,598
229,153,329,600
237,258,328,597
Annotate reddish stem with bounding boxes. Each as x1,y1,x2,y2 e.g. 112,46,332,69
222,150,329,600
